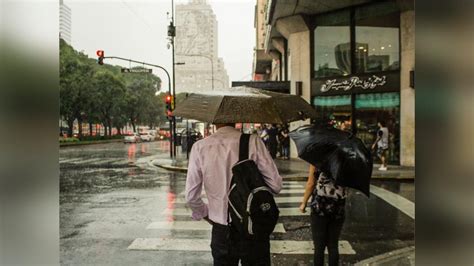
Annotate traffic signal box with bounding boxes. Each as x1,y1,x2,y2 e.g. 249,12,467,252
96,50,104,65
165,94,174,120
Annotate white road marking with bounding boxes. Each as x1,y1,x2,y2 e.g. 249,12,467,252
59,158,84,163
173,195,304,204
93,158,122,164
179,187,304,197
280,188,305,194
146,221,286,233
369,185,415,219
162,207,309,217
275,196,303,204
128,238,355,255
74,158,106,164
283,181,306,185
282,184,305,189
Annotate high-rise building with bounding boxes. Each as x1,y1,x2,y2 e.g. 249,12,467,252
175,0,229,93
59,0,72,44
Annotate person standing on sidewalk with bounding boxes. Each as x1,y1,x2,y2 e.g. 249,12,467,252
266,124,278,159
372,121,389,171
280,127,290,160
185,123,282,266
300,164,347,266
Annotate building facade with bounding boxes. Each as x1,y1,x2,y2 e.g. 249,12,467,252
59,0,72,44
254,0,415,166
175,0,230,93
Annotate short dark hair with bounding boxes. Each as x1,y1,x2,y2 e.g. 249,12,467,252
378,121,386,127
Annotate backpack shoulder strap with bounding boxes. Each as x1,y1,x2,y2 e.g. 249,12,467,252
239,134,250,162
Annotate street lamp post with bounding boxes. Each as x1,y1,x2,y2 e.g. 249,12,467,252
168,0,177,159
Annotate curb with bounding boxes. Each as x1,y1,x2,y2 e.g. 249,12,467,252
59,138,123,147
354,246,415,266
153,163,188,173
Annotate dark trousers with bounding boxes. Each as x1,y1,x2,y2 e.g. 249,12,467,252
211,223,270,266
311,213,344,266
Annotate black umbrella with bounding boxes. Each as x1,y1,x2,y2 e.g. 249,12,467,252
289,125,372,196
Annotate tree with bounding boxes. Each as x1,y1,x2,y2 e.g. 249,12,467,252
122,67,161,132
59,39,94,138
60,40,163,138
93,71,126,136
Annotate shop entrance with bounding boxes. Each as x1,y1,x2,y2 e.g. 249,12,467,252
313,92,400,164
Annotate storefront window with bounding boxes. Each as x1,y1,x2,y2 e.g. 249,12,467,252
313,95,352,131
355,3,400,73
314,11,351,78
355,92,400,163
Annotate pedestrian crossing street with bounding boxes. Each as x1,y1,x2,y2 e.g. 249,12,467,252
127,180,356,255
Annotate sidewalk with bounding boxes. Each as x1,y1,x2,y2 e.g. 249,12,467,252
354,246,415,266
152,154,414,180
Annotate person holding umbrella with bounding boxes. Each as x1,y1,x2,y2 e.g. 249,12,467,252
173,87,320,265
290,124,373,266
299,164,347,266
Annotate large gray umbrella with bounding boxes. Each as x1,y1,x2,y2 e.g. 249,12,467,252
173,86,317,124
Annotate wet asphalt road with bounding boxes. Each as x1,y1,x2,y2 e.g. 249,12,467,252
60,141,414,265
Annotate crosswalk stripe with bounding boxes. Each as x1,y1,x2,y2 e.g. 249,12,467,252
128,238,355,255
282,184,305,188
370,185,415,219
179,187,304,197
173,195,304,204
283,181,306,185
162,207,308,217
59,158,83,163
73,158,105,164
95,158,122,164
146,221,286,233
280,188,305,194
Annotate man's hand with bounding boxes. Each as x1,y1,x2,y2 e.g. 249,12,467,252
203,216,213,225
299,202,307,213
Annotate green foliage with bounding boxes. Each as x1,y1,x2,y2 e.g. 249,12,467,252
59,39,165,137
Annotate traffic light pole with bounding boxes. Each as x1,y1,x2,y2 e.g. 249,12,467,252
102,56,174,159
171,0,177,159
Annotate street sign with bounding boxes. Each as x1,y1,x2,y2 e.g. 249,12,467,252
121,68,153,73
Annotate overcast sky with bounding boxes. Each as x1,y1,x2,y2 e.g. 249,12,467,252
67,0,256,90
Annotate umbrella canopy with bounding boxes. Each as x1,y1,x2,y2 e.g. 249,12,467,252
289,125,373,197
173,86,317,124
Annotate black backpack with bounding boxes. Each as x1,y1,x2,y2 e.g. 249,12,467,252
228,134,280,239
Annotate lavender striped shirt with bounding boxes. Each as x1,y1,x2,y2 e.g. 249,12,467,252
185,126,282,225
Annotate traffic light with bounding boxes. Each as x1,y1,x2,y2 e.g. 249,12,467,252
165,94,173,119
96,50,104,65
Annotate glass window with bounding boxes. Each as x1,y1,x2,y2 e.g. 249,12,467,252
355,3,400,73
355,92,400,163
314,11,351,78
313,95,352,131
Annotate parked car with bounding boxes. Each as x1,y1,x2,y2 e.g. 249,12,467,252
139,132,154,142
124,133,141,143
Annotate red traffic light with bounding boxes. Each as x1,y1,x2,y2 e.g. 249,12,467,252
97,50,105,65
165,95,172,103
